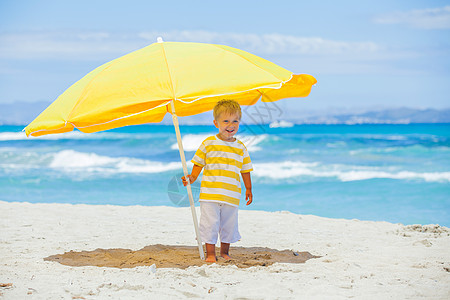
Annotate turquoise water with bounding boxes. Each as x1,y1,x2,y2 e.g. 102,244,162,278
0,124,449,226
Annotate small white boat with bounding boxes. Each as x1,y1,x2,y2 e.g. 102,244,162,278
269,120,294,128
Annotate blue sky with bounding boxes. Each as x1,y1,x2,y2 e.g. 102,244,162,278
0,0,449,113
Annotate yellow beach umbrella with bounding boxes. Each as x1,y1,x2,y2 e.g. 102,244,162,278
25,38,316,259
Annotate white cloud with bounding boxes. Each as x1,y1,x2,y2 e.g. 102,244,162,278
139,30,381,55
374,6,450,29
0,32,141,60
0,30,382,60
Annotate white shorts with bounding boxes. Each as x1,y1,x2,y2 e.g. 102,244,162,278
199,201,241,245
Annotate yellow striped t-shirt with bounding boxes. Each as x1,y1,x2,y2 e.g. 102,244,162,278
191,135,253,207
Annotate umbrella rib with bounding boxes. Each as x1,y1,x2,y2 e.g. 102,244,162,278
66,63,114,122
69,101,171,129
160,42,177,102
173,73,293,105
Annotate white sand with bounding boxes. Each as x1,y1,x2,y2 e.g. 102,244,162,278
0,200,449,299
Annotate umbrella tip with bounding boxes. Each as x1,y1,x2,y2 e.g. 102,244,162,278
157,37,164,43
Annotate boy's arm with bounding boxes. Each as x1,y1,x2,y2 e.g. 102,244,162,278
182,164,203,186
241,172,253,205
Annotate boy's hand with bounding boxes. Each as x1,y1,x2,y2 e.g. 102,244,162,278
181,165,203,187
181,175,195,186
241,172,253,205
245,189,253,205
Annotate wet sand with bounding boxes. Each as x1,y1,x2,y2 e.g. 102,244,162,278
44,244,320,269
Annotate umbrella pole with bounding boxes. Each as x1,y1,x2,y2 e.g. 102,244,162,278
170,101,205,260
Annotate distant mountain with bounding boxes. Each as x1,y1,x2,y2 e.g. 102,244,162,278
0,101,449,125
293,107,450,124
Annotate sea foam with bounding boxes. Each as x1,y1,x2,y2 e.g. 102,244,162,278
171,133,267,152
49,150,181,174
171,134,211,151
253,161,450,183
4,148,449,182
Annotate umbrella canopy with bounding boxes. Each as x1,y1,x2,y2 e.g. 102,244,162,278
25,41,316,137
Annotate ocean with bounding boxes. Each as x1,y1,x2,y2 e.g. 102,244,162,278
0,123,449,226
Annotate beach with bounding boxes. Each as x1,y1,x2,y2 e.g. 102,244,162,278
1,200,449,299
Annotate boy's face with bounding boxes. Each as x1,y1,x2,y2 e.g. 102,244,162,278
213,112,240,141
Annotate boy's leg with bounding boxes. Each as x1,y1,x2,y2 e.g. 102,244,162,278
220,242,231,260
218,204,241,260
199,202,220,262
205,243,216,262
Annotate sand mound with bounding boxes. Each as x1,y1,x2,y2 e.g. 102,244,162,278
403,224,449,235
44,244,320,269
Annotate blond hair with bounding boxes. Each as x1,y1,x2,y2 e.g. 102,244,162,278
213,100,242,120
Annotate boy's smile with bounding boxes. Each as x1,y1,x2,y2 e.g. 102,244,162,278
213,112,240,142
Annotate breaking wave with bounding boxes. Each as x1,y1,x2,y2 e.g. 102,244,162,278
0,131,135,141
0,149,181,174
253,161,450,183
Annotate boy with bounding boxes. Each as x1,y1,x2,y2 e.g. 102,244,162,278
182,99,253,262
